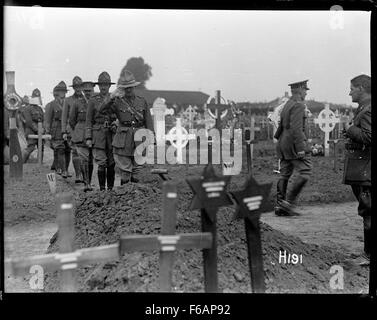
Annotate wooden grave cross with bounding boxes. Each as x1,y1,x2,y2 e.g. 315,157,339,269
244,116,260,174
182,105,197,130
5,71,23,179
119,181,212,292
150,97,174,147
186,164,233,292
230,175,273,293
164,118,196,164
5,192,121,292
27,121,51,165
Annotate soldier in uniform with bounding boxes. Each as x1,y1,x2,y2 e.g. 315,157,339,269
86,72,117,191
69,81,95,191
45,81,70,177
99,69,154,185
22,96,45,163
62,76,84,183
45,87,59,171
274,80,312,216
343,74,371,266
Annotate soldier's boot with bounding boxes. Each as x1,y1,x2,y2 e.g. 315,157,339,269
275,179,289,216
72,157,83,183
58,149,67,178
51,149,58,171
106,164,115,190
131,165,141,183
98,166,107,191
280,175,308,216
65,149,72,177
120,171,131,185
81,163,92,192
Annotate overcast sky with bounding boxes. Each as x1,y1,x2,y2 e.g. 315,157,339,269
4,7,371,105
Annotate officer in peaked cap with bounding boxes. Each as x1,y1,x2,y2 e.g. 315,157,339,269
86,72,117,191
45,81,70,177
62,76,84,182
99,68,154,185
69,81,95,191
274,79,312,217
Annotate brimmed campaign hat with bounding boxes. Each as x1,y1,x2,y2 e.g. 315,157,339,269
288,80,310,90
96,72,115,85
55,81,69,92
29,96,42,106
69,76,83,88
81,81,95,91
32,88,41,97
117,69,140,89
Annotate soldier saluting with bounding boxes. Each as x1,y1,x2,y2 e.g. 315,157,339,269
99,68,154,185
86,72,117,191
274,80,312,216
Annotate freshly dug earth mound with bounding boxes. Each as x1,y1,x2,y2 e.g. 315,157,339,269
44,180,368,293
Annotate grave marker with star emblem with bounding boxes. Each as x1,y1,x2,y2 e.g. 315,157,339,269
230,176,273,293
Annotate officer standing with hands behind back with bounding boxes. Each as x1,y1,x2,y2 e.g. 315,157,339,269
274,80,312,217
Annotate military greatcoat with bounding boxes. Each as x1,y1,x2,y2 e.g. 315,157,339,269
274,97,310,160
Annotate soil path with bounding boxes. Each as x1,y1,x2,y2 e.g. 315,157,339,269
4,201,363,292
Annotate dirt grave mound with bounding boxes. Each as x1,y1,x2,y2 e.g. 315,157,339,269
44,181,368,293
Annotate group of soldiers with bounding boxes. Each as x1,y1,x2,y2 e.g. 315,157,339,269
274,75,371,266
18,68,154,191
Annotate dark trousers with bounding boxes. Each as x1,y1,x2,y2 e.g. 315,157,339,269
351,185,371,218
280,157,312,180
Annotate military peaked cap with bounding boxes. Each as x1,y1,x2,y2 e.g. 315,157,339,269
288,80,310,90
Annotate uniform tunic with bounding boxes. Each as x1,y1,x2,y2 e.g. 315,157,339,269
274,96,312,179
343,98,371,217
45,99,66,149
86,93,116,167
275,97,310,160
99,94,154,157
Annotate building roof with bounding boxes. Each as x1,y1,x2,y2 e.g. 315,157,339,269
135,89,210,106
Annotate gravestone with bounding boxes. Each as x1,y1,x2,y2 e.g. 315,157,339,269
314,104,340,157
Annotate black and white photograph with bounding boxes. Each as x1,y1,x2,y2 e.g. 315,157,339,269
2,3,375,304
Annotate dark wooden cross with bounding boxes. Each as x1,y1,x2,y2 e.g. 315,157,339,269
230,175,273,293
328,139,343,172
27,122,51,166
5,71,23,179
120,181,212,292
5,192,120,292
244,116,260,174
186,164,232,292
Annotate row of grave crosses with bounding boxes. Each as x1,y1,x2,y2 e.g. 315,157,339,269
5,163,273,293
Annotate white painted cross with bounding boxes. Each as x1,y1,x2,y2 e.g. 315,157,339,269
150,98,174,146
313,104,340,157
165,118,196,164
182,105,197,130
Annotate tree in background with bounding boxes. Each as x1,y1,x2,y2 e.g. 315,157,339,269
124,57,152,89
